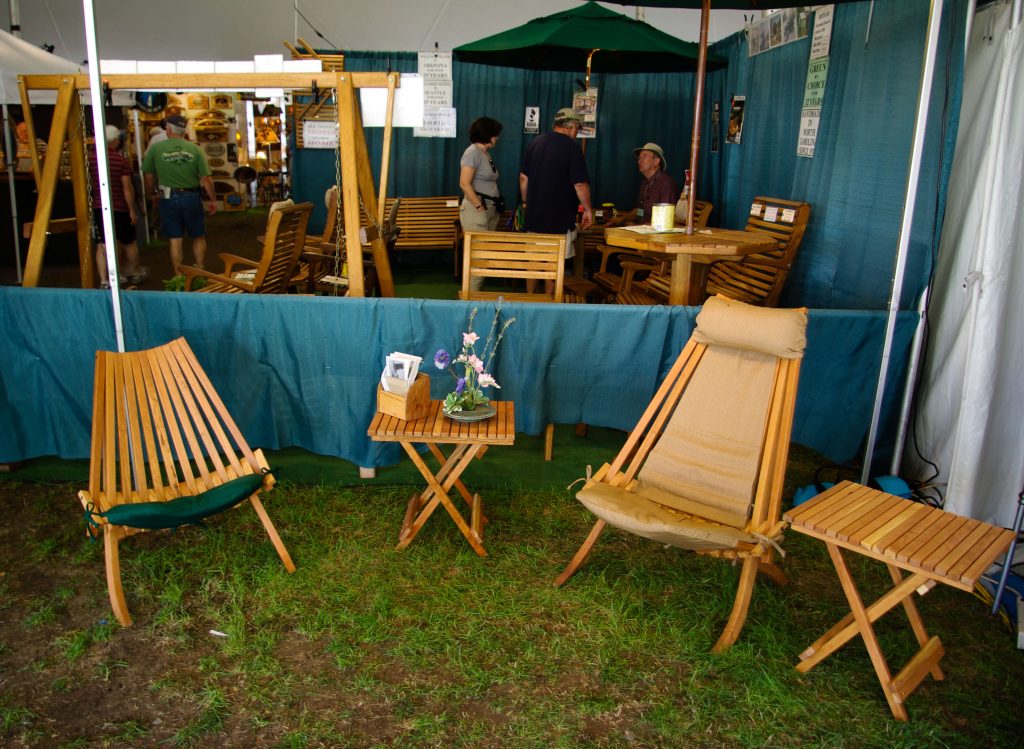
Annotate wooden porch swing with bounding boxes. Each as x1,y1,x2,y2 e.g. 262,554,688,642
18,68,399,298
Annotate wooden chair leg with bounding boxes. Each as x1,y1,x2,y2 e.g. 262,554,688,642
104,524,132,627
544,423,555,461
249,494,297,573
554,519,607,587
711,555,760,653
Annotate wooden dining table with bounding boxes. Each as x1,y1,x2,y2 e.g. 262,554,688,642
603,226,780,305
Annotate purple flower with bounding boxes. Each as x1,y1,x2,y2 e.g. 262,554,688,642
455,377,466,395
434,349,450,369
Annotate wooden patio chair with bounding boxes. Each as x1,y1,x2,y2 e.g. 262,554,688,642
461,230,566,460
78,337,296,626
590,200,714,299
555,296,808,652
181,202,312,293
703,196,810,306
460,230,566,303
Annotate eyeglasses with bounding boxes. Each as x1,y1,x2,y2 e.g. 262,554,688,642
487,156,497,173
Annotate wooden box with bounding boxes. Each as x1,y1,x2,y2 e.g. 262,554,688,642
376,373,430,421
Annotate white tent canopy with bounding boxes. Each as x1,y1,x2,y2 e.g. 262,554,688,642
0,27,80,104
906,0,1024,527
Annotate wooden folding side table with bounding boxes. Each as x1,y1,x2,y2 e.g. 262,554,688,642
368,400,515,557
784,481,1015,721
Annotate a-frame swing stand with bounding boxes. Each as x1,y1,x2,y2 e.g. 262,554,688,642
19,70,397,297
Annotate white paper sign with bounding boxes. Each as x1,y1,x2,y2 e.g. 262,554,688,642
810,5,835,60
359,74,425,127
414,107,457,138
303,120,338,149
423,79,452,108
418,52,452,80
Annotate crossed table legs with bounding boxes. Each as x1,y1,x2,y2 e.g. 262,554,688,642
397,440,490,556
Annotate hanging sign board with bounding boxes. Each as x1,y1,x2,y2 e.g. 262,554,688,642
414,107,457,138
302,120,337,149
524,106,540,134
798,6,834,158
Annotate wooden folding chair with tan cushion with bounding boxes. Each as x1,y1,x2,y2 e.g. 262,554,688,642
555,296,807,652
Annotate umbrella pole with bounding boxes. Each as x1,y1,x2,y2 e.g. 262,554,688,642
581,49,598,156
686,0,711,235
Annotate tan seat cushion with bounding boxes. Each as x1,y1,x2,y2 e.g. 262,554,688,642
577,481,757,552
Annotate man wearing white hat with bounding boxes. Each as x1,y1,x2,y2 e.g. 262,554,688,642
606,142,679,227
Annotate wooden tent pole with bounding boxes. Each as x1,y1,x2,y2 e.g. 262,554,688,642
686,0,710,235
22,78,77,287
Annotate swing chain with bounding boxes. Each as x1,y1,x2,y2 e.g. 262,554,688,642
331,87,344,296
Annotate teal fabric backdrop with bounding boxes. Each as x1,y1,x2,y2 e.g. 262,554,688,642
291,0,965,312
0,288,914,470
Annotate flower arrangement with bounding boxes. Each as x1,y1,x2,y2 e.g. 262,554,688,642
434,305,515,414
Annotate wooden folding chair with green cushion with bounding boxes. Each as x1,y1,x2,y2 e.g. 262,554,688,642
555,296,807,652
78,337,296,626
181,202,312,293
703,196,810,306
590,201,713,300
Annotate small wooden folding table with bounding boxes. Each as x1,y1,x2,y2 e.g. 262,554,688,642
368,400,515,557
784,481,1014,721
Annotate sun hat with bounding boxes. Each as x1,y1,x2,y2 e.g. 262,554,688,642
104,125,122,143
632,142,667,171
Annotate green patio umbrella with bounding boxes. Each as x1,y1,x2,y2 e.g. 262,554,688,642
454,1,725,80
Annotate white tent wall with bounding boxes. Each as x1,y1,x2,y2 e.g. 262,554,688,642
4,1,747,63
906,0,1024,527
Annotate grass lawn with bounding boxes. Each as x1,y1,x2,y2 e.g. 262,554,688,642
0,464,1020,748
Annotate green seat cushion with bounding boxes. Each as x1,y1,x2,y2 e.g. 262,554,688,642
88,470,270,531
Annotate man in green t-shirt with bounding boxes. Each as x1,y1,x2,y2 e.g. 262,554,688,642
142,114,217,271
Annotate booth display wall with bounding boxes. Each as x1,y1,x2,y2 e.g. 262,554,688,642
0,288,914,471
291,1,965,313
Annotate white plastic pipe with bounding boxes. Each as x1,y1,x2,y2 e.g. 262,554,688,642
3,103,22,282
861,0,944,485
82,0,125,352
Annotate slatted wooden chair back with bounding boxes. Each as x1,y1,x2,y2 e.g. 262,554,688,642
185,202,312,293
555,296,807,652
384,196,460,252
704,196,810,306
461,231,566,303
251,202,312,293
78,337,296,625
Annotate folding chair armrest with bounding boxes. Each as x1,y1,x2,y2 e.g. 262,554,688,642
619,257,660,292
217,253,258,275
181,265,255,292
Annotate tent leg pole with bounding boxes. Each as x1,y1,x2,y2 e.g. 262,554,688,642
861,0,943,484
3,103,22,283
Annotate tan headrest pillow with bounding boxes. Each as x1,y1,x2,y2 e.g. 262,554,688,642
692,296,807,359
268,198,294,215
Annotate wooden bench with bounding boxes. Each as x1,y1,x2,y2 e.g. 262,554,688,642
382,196,460,254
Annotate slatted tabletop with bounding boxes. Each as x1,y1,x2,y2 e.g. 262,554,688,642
784,481,1014,592
368,400,515,446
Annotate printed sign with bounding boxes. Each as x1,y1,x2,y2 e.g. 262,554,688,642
303,120,337,149
524,106,540,134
